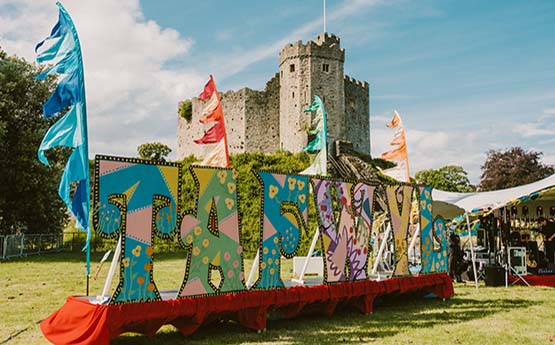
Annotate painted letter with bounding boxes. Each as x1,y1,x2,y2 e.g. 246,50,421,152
93,156,180,304
254,172,308,289
385,185,413,276
177,167,245,297
419,186,448,273
313,179,374,283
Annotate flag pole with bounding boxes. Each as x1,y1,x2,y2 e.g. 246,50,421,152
216,81,230,168
395,110,410,183
65,3,91,296
323,0,327,33
293,96,327,284
405,157,411,183
52,1,91,296
211,75,230,167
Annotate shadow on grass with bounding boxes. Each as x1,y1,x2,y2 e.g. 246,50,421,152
111,294,533,345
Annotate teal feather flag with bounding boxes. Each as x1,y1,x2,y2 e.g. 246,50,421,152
301,95,327,176
35,2,92,276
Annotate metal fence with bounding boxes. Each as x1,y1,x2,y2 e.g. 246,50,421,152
1,233,63,259
1,231,180,260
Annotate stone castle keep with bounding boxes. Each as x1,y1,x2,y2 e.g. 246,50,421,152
177,33,370,160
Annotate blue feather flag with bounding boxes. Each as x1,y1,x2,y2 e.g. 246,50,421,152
35,2,91,275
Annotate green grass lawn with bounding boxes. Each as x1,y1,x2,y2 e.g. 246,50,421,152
1,251,554,344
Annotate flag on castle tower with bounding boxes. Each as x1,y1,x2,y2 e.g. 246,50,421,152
194,75,230,167
381,111,411,182
300,95,327,176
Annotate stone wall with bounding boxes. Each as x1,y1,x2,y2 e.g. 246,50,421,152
344,75,370,155
245,73,280,153
177,97,208,160
221,89,247,153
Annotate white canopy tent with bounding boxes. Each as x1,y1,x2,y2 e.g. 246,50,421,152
432,174,555,219
431,174,555,288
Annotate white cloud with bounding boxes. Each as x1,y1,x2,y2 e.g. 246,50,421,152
0,0,205,158
371,121,521,184
513,123,555,138
540,153,555,168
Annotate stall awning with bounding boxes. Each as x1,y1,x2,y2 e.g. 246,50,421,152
432,174,555,219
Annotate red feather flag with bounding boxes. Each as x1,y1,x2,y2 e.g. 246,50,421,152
194,75,229,167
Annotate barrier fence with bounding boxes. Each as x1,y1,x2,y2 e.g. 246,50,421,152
0,232,179,260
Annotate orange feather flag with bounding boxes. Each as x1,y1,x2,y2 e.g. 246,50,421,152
381,111,410,182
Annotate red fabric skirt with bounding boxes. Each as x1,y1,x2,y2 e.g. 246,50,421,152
40,273,453,345
508,274,555,287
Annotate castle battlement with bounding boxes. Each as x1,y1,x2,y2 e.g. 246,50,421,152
313,32,341,46
344,75,369,89
279,32,344,66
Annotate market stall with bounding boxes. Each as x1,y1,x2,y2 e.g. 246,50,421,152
432,174,555,287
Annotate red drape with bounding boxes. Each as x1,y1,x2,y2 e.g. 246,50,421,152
508,274,555,287
41,273,453,345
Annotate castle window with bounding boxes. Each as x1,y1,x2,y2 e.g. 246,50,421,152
292,91,295,99
323,63,329,72
289,64,295,72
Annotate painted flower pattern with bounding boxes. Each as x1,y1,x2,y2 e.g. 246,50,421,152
132,245,141,257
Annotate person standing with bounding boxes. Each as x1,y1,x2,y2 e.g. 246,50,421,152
539,217,555,263
448,233,464,282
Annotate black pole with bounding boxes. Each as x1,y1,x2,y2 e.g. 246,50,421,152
86,274,89,296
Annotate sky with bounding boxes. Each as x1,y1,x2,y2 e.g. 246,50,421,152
1,0,554,183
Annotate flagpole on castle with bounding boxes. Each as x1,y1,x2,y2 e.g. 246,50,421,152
323,0,327,32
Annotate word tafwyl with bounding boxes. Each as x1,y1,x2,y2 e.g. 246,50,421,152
93,155,448,304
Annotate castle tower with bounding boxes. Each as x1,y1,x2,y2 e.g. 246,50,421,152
278,33,345,153
177,33,370,161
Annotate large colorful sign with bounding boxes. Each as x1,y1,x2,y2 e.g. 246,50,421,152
94,155,448,304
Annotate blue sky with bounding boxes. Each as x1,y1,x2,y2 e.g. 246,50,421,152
1,0,554,182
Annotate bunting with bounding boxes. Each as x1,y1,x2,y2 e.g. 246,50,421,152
381,111,410,182
300,95,327,176
35,2,92,274
194,75,229,167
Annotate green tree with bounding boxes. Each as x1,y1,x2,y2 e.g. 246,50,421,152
480,147,554,191
0,50,68,234
137,142,172,161
415,165,475,192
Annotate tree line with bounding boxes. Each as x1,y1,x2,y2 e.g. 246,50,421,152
415,147,554,192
